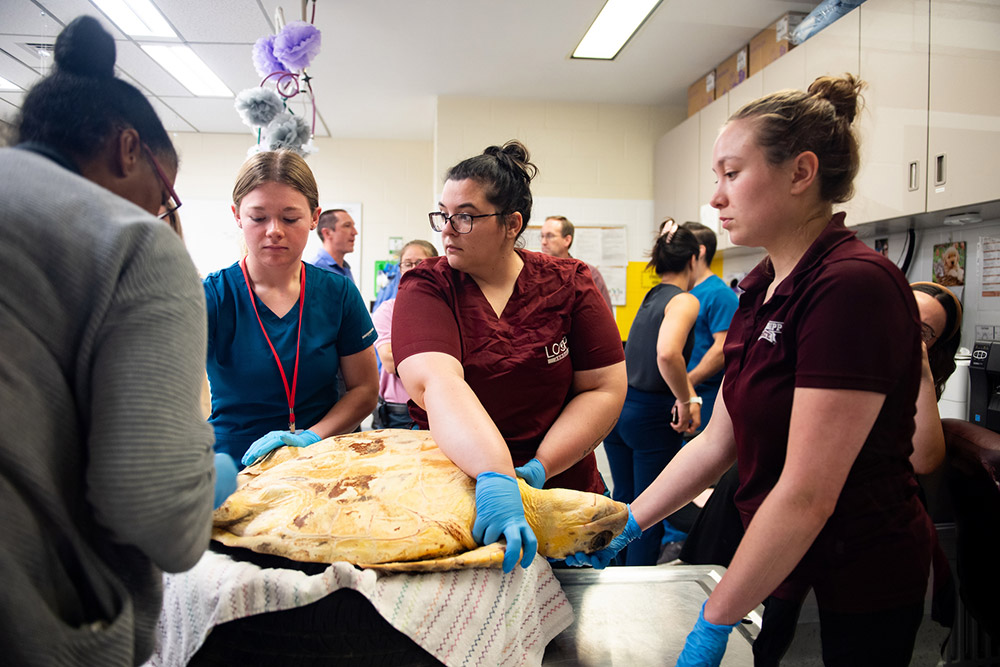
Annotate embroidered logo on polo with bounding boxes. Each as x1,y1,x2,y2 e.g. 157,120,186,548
544,336,569,364
759,320,783,344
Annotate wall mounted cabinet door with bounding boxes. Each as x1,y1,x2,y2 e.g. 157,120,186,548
927,0,1000,212
855,0,930,223
803,6,864,224
653,113,701,224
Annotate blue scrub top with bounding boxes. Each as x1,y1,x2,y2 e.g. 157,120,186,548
204,261,376,462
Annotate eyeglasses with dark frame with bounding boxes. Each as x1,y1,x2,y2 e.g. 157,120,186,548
428,211,501,234
920,321,938,345
141,143,182,221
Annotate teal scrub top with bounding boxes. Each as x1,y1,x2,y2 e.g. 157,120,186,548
204,261,376,462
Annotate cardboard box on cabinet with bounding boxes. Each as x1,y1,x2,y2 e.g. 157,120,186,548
749,11,807,77
716,45,749,95
687,70,716,117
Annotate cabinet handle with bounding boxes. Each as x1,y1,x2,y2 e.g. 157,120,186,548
935,153,947,187
908,161,920,192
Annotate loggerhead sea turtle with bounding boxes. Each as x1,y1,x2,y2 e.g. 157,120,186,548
212,429,628,571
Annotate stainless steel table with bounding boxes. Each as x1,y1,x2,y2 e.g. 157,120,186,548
543,565,761,666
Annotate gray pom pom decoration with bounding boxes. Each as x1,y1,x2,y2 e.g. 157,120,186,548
235,87,284,128
264,112,312,155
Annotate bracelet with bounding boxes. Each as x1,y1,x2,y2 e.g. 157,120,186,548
685,396,703,405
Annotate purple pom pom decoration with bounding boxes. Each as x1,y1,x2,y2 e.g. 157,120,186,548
252,34,287,77
273,21,322,72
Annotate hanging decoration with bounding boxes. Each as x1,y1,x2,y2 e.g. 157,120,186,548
235,2,321,158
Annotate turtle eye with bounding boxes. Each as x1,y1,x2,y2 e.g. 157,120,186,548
590,531,613,552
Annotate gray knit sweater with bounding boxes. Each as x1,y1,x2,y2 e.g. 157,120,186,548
0,148,215,665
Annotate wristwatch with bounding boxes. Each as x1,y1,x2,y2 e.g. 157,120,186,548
685,396,703,405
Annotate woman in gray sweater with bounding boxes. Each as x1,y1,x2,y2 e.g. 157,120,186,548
0,16,225,665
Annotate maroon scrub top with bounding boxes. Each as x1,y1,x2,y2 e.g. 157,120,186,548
393,250,624,493
723,213,934,612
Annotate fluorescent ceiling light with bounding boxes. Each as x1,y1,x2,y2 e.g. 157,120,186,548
92,0,177,38
573,0,663,60
0,76,22,91
142,45,232,97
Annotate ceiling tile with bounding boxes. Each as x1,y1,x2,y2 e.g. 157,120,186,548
187,43,256,97
115,40,192,97
164,96,247,133
148,97,197,133
161,0,273,43
35,0,128,40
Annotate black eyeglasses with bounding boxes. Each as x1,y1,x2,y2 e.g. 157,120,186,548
142,143,182,221
920,321,938,345
400,259,423,270
428,211,501,234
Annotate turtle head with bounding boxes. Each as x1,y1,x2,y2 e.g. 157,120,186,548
519,481,630,559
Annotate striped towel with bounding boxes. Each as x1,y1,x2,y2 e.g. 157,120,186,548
145,550,573,667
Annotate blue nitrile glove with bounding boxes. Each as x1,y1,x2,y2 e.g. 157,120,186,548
472,472,538,574
674,601,740,667
564,503,641,569
241,429,319,466
213,453,238,509
514,458,546,489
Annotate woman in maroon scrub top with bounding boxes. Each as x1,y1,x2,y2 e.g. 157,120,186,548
393,140,627,574
570,75,935,667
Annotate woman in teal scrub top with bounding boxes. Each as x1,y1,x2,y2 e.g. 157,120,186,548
204,150,378,466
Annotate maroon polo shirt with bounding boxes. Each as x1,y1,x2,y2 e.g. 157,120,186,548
393,250,624,493
723,212,934,612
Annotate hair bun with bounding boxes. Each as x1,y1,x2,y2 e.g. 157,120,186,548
54,16,116,78
484,140,538,182
807,73,864,125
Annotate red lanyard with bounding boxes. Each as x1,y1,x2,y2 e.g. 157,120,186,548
240,256,306,431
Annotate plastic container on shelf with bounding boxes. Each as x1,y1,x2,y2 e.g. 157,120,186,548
939,348,971,420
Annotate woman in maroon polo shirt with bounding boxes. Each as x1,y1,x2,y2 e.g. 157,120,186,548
568,75,934,667
393,140,627,574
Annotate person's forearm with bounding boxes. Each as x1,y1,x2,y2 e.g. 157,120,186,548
702,481,831,625
630,430,734,530
535,386,622,479
377,344,396,375
309,383,378,438
658,349,694,402
911,352,945,474
423,374,516,478
688,340,726,388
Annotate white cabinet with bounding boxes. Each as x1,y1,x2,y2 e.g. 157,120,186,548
653,113,700,224
761,39,806,93
927,0,1000,211
855,0,930,222
727,71,763,118
653,0,1000,253
698,93,730,211
803,6,863,223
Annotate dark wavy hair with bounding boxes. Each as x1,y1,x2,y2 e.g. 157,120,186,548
445,140,538,243
911,281,963,399
16,16,176,167
648,218,700,276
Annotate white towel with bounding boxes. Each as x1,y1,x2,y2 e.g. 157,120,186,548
145,550,573,667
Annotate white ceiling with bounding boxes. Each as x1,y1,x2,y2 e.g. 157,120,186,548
0,0,820,140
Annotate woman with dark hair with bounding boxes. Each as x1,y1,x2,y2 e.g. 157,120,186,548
568,75,935,667
601,219,702,565
0,16,223,665
910,281,964,474
392,140,627,573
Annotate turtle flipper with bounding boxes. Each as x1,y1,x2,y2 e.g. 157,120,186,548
361,543,506,572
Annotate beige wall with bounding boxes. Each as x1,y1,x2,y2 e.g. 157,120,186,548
435,97,681,202
171,133,433,302
169,98,682,301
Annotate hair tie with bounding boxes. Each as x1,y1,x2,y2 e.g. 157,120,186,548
658,219,678,244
